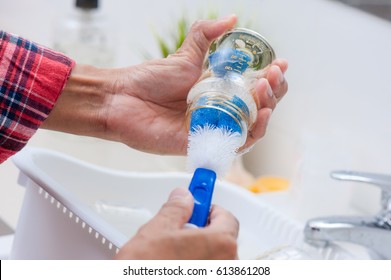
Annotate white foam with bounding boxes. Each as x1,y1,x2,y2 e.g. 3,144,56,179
187,125,243,176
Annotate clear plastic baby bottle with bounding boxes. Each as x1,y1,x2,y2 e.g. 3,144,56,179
186,28,276,177
186,28,276,227
187,28,276,148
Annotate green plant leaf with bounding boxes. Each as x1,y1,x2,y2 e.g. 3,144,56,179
149,11,254,59
176,17,187,50
157,36,171,58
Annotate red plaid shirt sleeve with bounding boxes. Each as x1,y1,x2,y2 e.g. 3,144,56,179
0,30,75,163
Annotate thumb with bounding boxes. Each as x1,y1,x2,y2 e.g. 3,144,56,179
178,14,238,68
151,188,194,229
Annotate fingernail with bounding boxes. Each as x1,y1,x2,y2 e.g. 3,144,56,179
218,14,237,24
265,108,272,124
272,65,284,83
273,59,288,74
258,78,273,98
265,79,273,98
169,188,191,201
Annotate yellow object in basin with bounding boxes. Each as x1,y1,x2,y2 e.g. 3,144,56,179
248,176,290,193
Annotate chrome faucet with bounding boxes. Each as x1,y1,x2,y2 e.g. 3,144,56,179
304,170,391,259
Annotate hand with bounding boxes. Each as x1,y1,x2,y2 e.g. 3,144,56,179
43,15,288,155
115,188,239,260
106,15,288,154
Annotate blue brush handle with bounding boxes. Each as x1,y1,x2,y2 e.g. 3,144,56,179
188,168,217,227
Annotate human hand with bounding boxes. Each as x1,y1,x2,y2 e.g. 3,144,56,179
43,15,288,155
115,187,239,260
106,15,288,154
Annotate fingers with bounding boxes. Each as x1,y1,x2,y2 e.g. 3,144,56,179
147,187,194,230
240,59,288,151
203,205,239,259
254,78,276,110
252,59,288,109
117,197,239,259
272,58,288,74
250,108,272,138
267,64,288,101
178,15,237,68
239,108,272,152
207,205,239,239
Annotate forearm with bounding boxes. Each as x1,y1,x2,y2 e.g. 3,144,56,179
41,64,116,139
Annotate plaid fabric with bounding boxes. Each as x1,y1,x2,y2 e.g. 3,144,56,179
0,31,75,163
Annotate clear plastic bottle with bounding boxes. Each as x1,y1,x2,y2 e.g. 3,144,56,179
53,0,115,67
186,29,276,227
186,28,275,147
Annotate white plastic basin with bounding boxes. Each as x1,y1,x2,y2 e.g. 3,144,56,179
10,147,354,259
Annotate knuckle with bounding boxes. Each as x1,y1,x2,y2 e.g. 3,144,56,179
232,215,240,230
214,234,238,259
190,20,205,32
270,97,277,110
188,20,209,49
162,199,192,219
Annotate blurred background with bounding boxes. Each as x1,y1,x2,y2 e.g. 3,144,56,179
338,0,391,21
1,0,391,231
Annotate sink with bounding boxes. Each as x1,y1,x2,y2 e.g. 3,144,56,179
10,147,367,259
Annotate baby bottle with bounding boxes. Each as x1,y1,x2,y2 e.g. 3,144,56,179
186,28,276,228
187,28,276,175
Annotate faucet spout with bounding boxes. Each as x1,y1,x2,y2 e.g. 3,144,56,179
304,216,391,259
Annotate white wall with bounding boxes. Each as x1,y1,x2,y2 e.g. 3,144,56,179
243,0,391,220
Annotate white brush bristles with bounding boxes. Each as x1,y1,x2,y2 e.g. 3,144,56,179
187,125,243,176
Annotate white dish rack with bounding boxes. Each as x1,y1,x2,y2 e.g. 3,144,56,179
10,147,353,259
